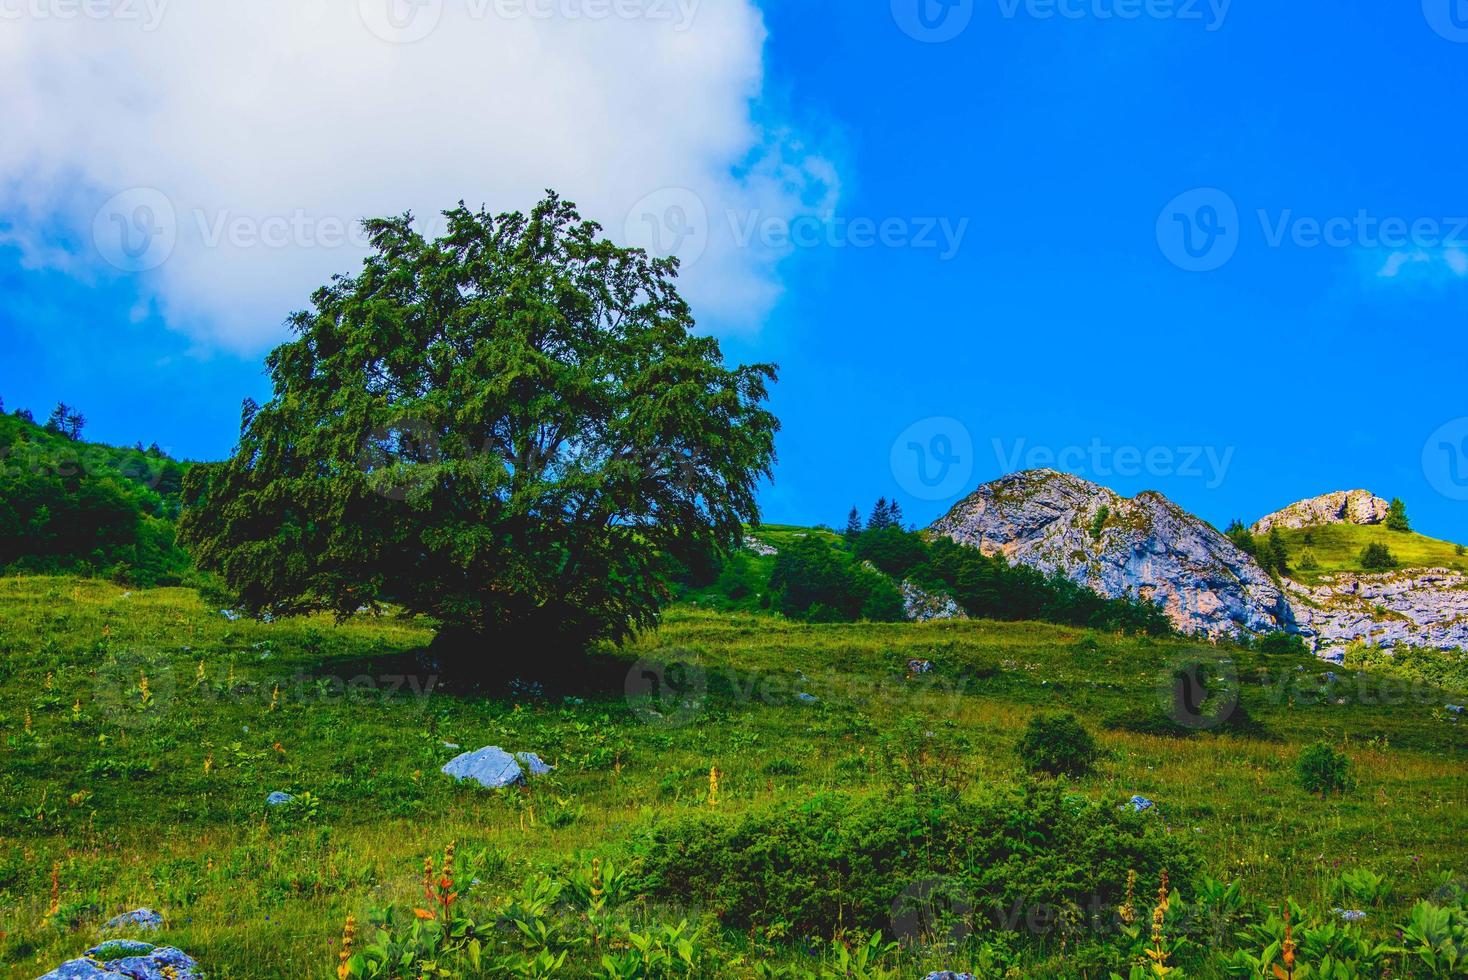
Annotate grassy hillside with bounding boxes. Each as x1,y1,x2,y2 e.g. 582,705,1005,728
0,412,191,585
2,575,1465,977
1277,524,1468,583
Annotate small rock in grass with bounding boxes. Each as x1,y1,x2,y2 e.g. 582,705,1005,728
923,973,977,980
1447,705,1464,716
441,746,551,788
1333,907,1367,922
1128,795,1155,812
265,791,294,806
442,742,461,750
795,692,820,705
102,908,163,932
907,658,934,675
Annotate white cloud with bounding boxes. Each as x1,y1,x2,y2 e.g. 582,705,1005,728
1375,247,1468,282
0,0,836,352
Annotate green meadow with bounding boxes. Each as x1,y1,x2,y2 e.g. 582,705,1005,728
1276,524,1468,583
1,573,1465,977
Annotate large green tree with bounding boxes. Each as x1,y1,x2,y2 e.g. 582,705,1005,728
181,194,778,669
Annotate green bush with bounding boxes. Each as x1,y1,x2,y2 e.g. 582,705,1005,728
1359,543,1398,571
769,536,905,623
1297,741,1354,796
1253,631,1309,656
635,785,1190,939
851,524,929,579
1018,713,1099,777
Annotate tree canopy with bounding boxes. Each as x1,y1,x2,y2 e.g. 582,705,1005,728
180,194,779,662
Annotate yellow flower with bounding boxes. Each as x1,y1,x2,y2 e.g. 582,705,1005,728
337,914,356,979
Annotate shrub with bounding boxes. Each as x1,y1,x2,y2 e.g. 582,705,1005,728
635,785,1191,938
1254,631,1309,656
1017,713,1099,777
769,536,906,624
1297,549,1320,571
851,525,929,579
1359,543,1398,570
1297,741,1354,796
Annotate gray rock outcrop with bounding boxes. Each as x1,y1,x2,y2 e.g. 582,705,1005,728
1286,568,1468,652
900,580,966,622
928,470,1291,640
1251,491,1390,535
39,943,197,980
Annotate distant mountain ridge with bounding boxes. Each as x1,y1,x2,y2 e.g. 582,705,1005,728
927,469,1291,640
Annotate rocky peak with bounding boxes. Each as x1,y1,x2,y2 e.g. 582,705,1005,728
1250,490,1390,535
928,470,1290,640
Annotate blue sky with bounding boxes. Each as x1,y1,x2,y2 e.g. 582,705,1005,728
2,0,1466,540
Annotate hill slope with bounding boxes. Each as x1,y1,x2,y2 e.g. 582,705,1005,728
1,575,1464,978
1269,518,1468,655
0,411,192,585
1277,522,1468,583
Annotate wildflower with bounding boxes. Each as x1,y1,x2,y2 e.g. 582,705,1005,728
48,862,60,916
1277,902,1297,979
44,672,53,691
1144,869,1172,975
24,709,32,735
1119,870,1138,926
708,765,720,808
418,843,458,923
336,914,356,979
269,685,279,712
203,756,213,775
139,674,152,707
71,700,81,723
195,660,206,687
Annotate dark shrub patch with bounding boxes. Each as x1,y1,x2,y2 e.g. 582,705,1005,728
634,785,1192,938
1297,741,1354,796
1017,713,1099,777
